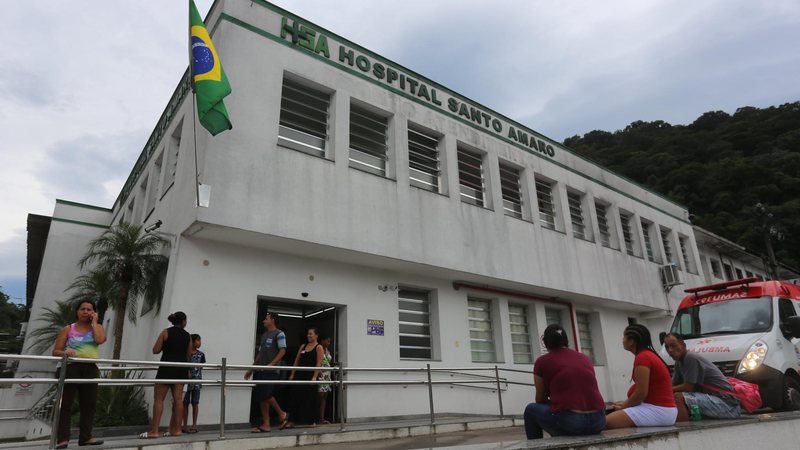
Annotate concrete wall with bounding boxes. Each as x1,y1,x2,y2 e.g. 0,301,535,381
113,0,705,321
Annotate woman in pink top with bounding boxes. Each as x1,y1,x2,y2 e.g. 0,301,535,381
524,324,606,439
52,300,107,449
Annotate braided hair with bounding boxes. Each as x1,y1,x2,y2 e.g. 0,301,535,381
624,324,668,368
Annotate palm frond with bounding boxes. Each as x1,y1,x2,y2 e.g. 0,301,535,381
27,300,75,354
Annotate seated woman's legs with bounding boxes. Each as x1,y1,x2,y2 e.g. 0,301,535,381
524,403,562,439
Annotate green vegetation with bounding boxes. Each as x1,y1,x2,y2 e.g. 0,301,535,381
78,222,169,360
0,287,25,354
564,101,800,271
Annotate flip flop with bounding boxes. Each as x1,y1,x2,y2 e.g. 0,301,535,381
138,432,159,439
188,427,198,434
279,413,290,430
250,426,270,433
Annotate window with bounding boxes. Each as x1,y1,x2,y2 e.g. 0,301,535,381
124,199,135,225
567,191,586,239
398,288,432,359
620,212,635,255
407,125,441,192
660,228,676,266
745,270,754,278
536,179,556,230
349,103,389,176
723,263,734,280
278,76,330,157
457,146,485,207
641,219,656,262
545,307,563,326
468,298,495,362
146,152,162,212
710,259,722,278
576,312,596,364
596,202,611,248
499,162,523,218
735,268,744,279
679,236,694,273
164,121,183,188
136,176,148,222
509,304,533,364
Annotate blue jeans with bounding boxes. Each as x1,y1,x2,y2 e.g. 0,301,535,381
524,403,606,439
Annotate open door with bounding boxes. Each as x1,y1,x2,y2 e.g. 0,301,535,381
249,297,340,425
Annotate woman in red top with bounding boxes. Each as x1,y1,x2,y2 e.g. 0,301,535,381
524,324,606,439
606,324,677,429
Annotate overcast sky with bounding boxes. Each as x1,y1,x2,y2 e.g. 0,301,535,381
1,0,798,304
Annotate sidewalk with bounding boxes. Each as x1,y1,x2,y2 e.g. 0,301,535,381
7,411,800,450
0,415,521,450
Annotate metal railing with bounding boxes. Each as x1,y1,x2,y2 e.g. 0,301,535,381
0,353,532,450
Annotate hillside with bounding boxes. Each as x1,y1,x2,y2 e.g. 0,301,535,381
563,101,800,272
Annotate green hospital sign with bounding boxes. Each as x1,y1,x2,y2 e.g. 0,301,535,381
280,16,556,159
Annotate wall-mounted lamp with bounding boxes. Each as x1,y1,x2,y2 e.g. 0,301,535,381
378,284,399,292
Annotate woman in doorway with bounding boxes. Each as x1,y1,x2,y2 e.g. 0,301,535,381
287,327,325,426
317,333,334,424
52,300,107,449
605,324,677,429
140,312,191,438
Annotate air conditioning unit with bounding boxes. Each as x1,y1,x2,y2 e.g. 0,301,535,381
661,263,682,292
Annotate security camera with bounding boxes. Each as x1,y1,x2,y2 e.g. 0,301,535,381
144,220,163,233
301,292,309,298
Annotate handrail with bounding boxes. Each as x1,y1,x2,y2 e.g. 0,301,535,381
0,353,533,449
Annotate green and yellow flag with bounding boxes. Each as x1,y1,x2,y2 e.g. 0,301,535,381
190,0,232,135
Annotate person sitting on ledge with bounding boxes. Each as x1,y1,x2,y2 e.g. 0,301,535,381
523,324,607,439
664,333,741,420
606,324,677,429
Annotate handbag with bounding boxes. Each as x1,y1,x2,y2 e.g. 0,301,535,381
702,378,762,413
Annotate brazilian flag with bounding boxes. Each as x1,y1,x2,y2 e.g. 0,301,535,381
190,0,232,135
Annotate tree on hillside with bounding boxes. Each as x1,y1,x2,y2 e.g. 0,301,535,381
78,222,170,360
563,101,800,270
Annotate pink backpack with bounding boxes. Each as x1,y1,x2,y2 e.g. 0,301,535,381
703,378,762,413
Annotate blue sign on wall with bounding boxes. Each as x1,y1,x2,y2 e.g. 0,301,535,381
367,319,384,336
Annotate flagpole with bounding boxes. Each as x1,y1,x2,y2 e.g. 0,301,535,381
189,1,200,208
191,91,201,208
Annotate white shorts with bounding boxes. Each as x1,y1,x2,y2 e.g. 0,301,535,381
623,403,677,427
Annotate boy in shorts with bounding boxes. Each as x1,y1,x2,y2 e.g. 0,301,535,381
182,334,206,433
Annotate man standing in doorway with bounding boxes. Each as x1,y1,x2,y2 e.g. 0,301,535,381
245,312,290,432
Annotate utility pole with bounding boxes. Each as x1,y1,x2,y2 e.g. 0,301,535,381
755,203,780,280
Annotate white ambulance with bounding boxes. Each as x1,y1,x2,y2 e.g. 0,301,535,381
664,277,800,411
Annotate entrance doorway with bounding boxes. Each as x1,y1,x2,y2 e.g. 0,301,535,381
249,297,341,426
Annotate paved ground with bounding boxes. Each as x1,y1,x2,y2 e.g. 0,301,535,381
277,426,527,450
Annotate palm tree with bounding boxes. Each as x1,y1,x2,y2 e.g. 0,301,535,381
79,222,169,360
27,300,75,354
65,268,119,323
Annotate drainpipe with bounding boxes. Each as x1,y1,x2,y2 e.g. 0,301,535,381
452,282,580,351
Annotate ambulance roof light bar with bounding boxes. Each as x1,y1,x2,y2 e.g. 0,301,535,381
684,277,762,295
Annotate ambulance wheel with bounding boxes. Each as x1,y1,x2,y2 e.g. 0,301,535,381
782,376,800,411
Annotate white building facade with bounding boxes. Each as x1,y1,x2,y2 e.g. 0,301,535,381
16,0,796,436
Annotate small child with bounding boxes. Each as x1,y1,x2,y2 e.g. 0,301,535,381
182,334,205,433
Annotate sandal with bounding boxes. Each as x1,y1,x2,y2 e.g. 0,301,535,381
251,426,270,433
278,413,290,430
138,432,159,439
188,427,198,433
